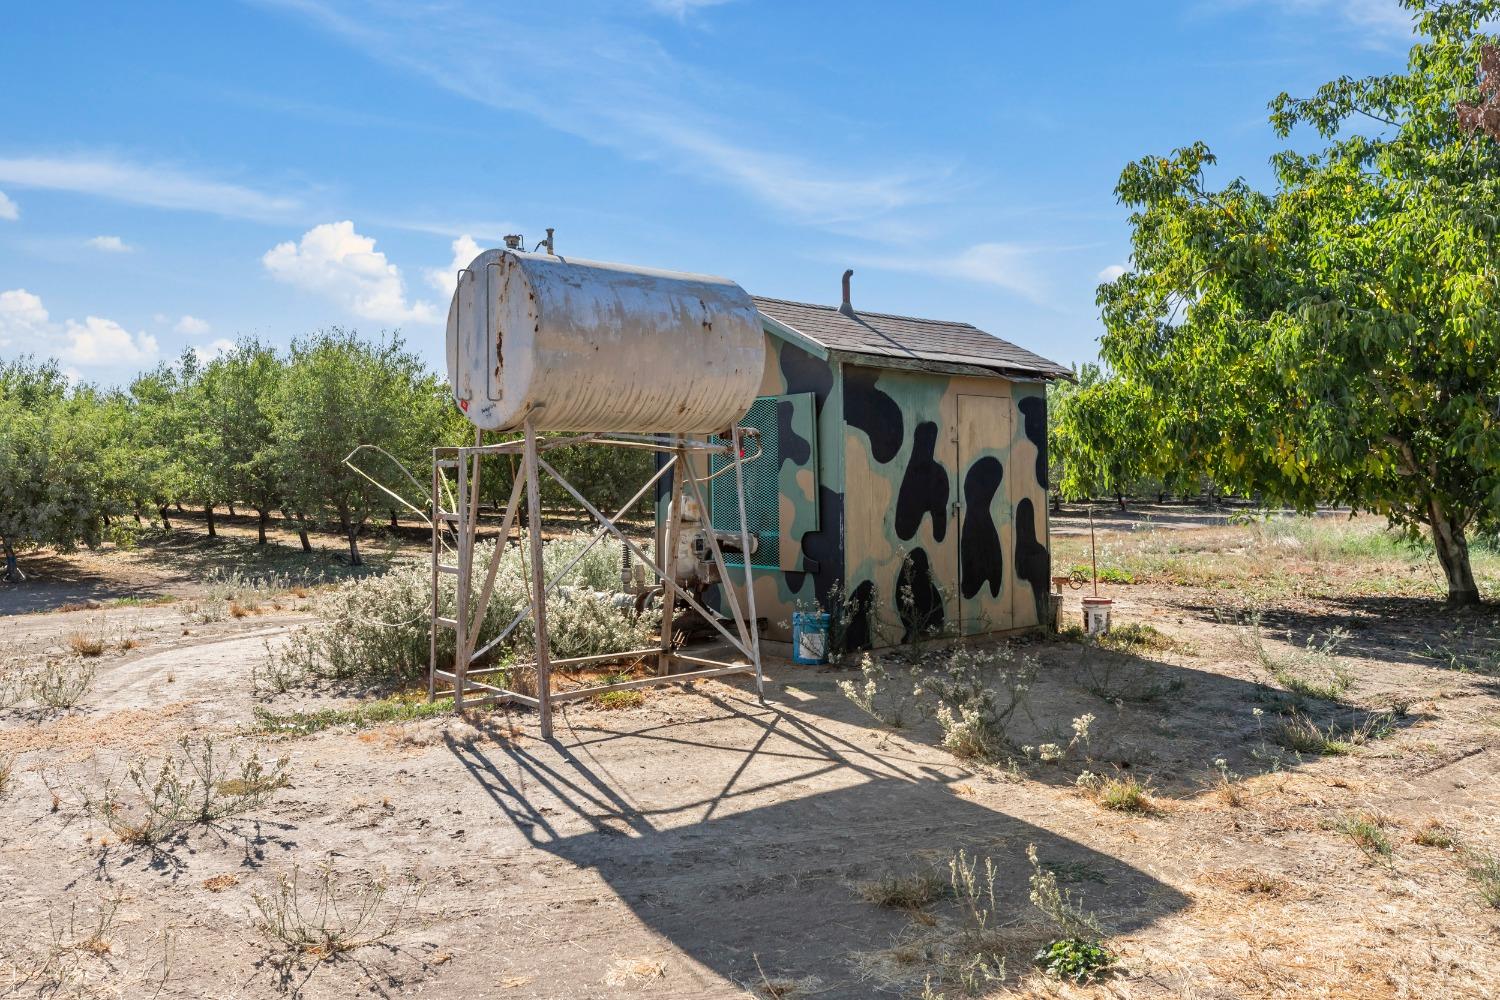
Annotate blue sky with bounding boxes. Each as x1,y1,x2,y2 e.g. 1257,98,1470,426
0,0,1422,387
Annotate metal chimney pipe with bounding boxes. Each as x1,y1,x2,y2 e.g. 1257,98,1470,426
839,269,855,317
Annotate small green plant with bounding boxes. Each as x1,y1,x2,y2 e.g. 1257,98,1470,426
1335,813,1394,862
1460,846,1500,908
1070,565,1135,585
1269,710,1391,756
1076,772,1153,814
1423,623,1500,677
1034,937,1115,983
1239,616,1354,701
1412,820,1456,849
1027,844,1114,981
591,673,645,710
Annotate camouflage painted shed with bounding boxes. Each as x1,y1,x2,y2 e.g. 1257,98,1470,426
667,278,1070,649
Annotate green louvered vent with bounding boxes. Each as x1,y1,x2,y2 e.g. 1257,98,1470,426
711,396,779,567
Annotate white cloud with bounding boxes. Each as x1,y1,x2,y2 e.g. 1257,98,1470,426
87,235,133,253
0,155,301,221
0,287,158,366
1097,264,1127,282
262,0,952,229
0,190,17,221
0,288,49,348
425,234,482,295
174,314,211,335
192,338,237,363
857,242,1048,303
60,316,159,366
263,221,436,325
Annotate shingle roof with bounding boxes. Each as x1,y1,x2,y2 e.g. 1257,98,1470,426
751,295,1070,379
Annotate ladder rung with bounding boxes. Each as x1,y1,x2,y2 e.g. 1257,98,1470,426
437,564,461,575
435,616,459,629
437,459,460,468
436,511,461,522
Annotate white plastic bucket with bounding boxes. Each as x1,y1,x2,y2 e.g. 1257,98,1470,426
1082,597,1113,636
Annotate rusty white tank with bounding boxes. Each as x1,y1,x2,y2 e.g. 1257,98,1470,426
445,249,765,433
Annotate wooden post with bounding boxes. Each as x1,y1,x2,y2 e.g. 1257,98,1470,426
656,435,685,676
524,420,554,739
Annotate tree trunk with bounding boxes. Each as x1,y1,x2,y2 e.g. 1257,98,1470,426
159,506,173,531
390,510,399,528
283,508,312,553
102,511,111,528
228,503,236,516
205,504,217,538
176,502,184,514
133,508,143,525
345,519,363,566
1,537,24,583
1116,491,1127,512
1429,502,1480,607
257,509,270,546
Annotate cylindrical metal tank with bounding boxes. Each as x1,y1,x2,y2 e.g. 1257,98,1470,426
445,249,765,433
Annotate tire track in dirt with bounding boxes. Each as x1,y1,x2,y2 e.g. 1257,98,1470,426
88,623,295,715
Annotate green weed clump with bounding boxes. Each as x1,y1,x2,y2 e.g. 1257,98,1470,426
1335,813,1394,863
1076,772,1153,814
83,735,289,845
268,532,657,688
252,695,454,737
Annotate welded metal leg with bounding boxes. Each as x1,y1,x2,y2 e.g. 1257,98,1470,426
428,454,440,703
656,435,685,676
523,421,554,740
731,427,765,702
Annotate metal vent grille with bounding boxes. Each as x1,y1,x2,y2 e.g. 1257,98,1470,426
711,397,779,562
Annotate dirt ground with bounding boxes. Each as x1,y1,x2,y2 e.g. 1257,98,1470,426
2,507,1498,999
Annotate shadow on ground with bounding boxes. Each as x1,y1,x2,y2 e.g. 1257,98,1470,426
446,694,1189,997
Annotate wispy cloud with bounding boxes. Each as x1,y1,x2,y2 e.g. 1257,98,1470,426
0,154,302,221
1097,263,1127,282
259,0,954,231
646,0,733,20
263,220,437,325
87,235,134,253
0,190,17,221
175,315,212,335
853,242,1050,304
1206,0,1414,46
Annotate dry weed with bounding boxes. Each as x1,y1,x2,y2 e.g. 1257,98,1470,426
253,859,422,959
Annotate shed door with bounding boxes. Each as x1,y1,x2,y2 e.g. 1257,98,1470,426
956,394,1013,634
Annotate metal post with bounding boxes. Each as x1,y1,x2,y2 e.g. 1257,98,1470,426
731,427,765,700
523,420,554,739
428,452,440,703
454,446,471,711
656,435,685,676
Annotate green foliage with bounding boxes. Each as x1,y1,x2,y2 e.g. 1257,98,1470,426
252,696,454,736
1033,938,1115,983
270,532,657,687
273,330,450,565
0,359,116,580
1097,0,1500,605
1050,363,1178,505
